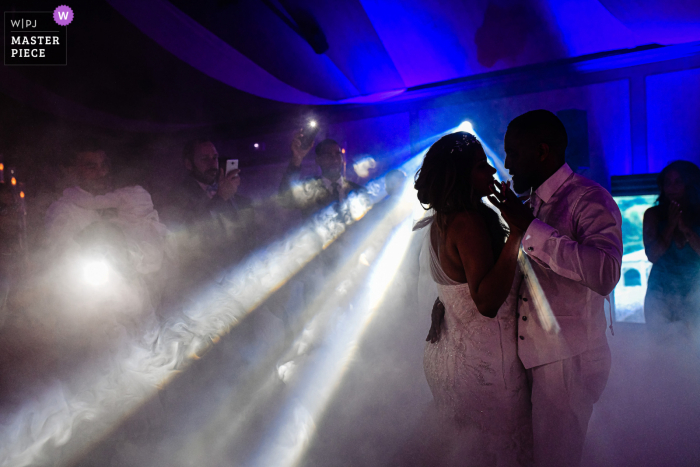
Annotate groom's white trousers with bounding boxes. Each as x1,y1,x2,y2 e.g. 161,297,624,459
526,343,611,467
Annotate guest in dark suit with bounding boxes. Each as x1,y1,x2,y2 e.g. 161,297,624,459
164,138,250,226
279,134,366,219
161,138,255,274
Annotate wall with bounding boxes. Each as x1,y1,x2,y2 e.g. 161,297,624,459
647,68,700,173
229,45,700,195
417,80,631,189
236,80,631,192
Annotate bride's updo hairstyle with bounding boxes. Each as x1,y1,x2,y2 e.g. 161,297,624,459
414,132,507,257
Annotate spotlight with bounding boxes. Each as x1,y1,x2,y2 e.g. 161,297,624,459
82,258,110,286
253,143,259,149
458,121,474,133
308,120,317,128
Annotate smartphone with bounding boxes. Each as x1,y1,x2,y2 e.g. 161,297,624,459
225,159,239,176
299,120,321,150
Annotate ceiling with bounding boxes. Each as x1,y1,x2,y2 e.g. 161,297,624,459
2,0,700,132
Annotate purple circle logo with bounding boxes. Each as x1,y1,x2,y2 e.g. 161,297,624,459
53,5,73,26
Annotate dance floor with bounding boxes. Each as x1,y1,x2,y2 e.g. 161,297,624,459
583,322,700,467
73,285,700,466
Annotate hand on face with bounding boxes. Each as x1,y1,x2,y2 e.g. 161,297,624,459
488,180,534,234
670,200,694,238
678,218,692,238
668,200,682,230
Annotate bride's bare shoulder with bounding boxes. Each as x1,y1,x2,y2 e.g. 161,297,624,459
447,210,488,237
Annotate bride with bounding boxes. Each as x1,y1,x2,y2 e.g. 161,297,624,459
412,132,533,466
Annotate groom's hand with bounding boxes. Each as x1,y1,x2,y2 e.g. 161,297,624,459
488,181,535,234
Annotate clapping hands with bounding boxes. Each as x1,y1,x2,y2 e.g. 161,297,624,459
668,200,686,231
487,180,535,235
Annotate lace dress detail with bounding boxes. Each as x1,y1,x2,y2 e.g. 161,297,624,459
422,224,533,466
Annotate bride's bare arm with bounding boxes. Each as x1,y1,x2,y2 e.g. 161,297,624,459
447,212,523,318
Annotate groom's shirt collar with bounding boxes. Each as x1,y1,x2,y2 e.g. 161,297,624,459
534,163,573,204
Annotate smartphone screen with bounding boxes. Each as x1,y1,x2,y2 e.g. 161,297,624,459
225,159,239,175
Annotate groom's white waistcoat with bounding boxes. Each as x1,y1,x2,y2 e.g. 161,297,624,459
516,164,623,369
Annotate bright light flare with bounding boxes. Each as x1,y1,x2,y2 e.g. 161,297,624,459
253,143,259,148
353,156,377,178
11,177,16,186
517,249,559,333
0,136,430,467
458,121,474,133
82,258,110,286
244,150,429,467
308,120,317,128
250,215,417,467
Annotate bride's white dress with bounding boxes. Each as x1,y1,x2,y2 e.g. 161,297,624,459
421,224,533,466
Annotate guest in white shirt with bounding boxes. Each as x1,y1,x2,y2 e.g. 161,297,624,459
489,110,623,467
45,142,169,274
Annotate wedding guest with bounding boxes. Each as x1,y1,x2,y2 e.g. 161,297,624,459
276,131,370,322
643,160,700,335
161,138,251,230
45,141,168,281
35,141,167,363
45,141,115,254
160,138,255,274
278,131,366,219
491,110,622,467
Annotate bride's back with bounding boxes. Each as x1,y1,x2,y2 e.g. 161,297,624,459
434,207,506,285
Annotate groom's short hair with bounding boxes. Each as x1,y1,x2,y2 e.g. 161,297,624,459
508,110,568,160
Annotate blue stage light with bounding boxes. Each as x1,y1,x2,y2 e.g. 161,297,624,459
458,121,474,133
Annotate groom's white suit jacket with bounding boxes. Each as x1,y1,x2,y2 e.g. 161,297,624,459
516,164,623,369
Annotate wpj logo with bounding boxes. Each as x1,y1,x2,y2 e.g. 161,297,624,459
4,6,72,65
11,18,39,29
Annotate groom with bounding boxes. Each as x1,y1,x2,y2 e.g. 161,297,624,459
491,110,623,467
